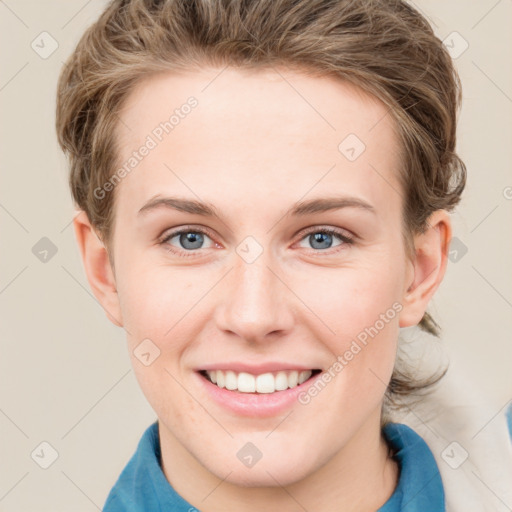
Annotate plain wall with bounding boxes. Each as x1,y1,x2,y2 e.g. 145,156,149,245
1,1,511,510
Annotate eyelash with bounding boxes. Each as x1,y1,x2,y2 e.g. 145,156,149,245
158,226,355,258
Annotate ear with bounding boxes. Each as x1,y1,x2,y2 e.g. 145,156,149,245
73,210,124,327
399,210,452,328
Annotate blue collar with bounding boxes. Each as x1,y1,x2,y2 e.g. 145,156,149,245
378,423,445,511
103,421,444,511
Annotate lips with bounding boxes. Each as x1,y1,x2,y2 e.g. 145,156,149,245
195,365,324,416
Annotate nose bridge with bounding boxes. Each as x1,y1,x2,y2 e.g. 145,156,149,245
216,245,293,342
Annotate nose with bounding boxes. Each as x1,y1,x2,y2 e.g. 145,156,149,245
213,249,295,344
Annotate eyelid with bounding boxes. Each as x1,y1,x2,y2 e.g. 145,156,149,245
158,224,217,244
161,228,355,262
294,224,355,243
159,224,355,247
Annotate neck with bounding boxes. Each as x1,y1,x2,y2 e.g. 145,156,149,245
159,411,399,512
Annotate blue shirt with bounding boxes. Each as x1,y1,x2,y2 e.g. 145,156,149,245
103,421,445,511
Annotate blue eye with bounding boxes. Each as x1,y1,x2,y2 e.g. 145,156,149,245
160,228,215,256
159,226,354,258
297,228,354,251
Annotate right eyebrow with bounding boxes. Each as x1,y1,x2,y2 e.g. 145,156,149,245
138,196,221,218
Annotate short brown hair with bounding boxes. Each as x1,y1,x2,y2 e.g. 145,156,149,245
56,0,466,411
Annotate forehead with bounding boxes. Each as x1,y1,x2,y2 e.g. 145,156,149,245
115,66,403,219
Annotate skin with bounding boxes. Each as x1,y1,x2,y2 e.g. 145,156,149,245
74,66,451,512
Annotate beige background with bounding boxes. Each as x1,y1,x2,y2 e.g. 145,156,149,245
0,1,511,510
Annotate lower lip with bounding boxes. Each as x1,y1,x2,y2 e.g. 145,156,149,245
196,371,322,417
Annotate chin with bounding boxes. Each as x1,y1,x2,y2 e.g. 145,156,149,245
202,452,317,488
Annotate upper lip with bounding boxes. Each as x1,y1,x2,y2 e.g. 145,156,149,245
198,362,320,374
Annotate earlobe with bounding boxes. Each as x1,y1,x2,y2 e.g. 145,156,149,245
399,210,452,328
73,210,124,327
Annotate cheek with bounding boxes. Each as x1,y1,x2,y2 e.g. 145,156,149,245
118,266,202,415
293,262,401,397
292,258,403,339
116,257,197,341
116,263,213,399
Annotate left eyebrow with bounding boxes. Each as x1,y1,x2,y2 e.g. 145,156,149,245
290,197,375,216
137,195,375,219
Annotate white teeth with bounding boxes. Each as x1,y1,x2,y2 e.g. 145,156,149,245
275,371,289,391
288,370,298,388
225,371,237,390
216,370,225,389
256,373,274,393
205,369,313,393
238,372,256,392
298,370,311,385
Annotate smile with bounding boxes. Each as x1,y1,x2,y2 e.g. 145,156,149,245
199,369,322,394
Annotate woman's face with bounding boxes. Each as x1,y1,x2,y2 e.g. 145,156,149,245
109,66,415,486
